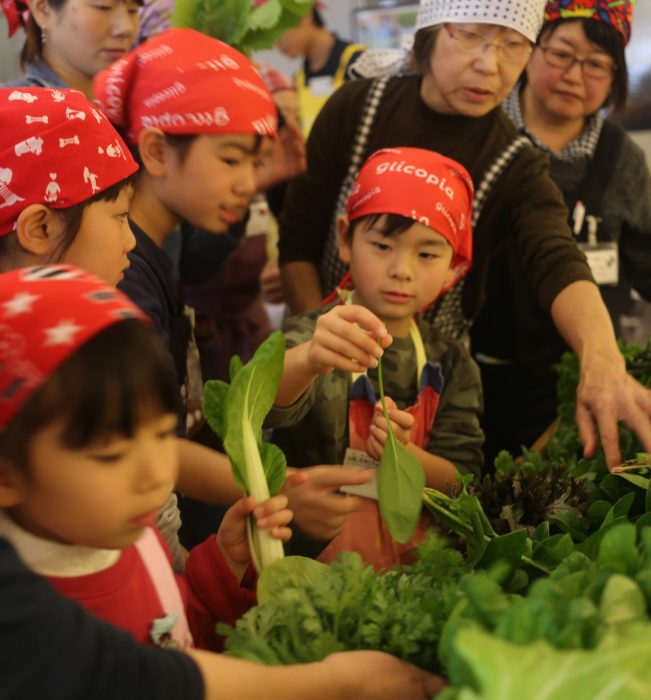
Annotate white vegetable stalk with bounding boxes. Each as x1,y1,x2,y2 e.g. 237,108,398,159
242,395,284,573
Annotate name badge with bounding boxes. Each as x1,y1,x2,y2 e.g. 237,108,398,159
339,448,379,500
307,75,335,97
579,242,619,287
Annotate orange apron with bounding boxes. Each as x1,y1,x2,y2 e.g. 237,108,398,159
317,321,442,571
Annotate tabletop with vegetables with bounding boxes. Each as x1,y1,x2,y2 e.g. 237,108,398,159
203,331,651,699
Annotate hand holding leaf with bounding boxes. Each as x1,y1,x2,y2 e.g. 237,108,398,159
376,351,425,544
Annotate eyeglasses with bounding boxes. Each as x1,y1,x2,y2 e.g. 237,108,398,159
445,25,533,64
538,45,617,79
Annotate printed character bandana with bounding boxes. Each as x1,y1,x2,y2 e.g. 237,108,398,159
0,87,138,237
0,265,147,429
94,27,278,145
544,0,634,44
416,0,547,43
346,147,474,292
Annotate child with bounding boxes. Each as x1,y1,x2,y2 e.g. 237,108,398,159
268,147,484,567
0,86,138,284
93,27,370,550
0,265,293,651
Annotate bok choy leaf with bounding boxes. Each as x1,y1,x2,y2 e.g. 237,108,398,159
204,331,287,571
376,351,425,544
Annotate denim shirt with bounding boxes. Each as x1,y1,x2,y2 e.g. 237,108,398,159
1,57,68,89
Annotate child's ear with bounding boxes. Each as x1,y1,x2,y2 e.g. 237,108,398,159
338,215,352,264
137,128,169,178
0,459,25,508
14,204,65,258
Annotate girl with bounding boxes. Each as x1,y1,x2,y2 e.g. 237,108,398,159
0,86,138,284
2,0,141,97
0,264,292,651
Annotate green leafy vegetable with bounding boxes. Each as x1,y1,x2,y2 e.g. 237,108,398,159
172,0,313,54
203,331,287,571
441,625,651,700
376,350,425,544
221,533,467,671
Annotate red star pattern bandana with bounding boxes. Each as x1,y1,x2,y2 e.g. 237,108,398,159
346,147,474,292
94,27,278,145
544,1,634,44
0,87,138,237
0,265,147,429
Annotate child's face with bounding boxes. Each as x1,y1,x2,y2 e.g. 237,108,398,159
5,412,178,550
62,185,135,285
157,134,270,234
340,216,456,337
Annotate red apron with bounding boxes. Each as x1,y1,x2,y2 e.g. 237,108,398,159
317,321,443,571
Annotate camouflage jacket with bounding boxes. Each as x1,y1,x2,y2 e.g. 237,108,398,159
266,304,484,476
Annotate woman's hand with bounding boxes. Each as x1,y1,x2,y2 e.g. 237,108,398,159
576,346,651,468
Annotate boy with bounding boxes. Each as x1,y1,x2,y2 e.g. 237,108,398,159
268,147,484,564
94,28,370,557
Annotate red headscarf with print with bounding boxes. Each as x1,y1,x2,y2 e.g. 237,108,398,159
345,147,474,297
544,1,634,44
0,87,138,237
94,27,278,145
0,265,147,429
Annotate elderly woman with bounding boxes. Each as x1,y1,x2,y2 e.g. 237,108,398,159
278,0,651,469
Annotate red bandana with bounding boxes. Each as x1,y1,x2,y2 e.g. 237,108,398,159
94,28,278,145
346,147,474,291
544,1,634,44
0,87,138,237
0,265,147,429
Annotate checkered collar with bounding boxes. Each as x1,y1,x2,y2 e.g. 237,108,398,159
503,87,604,161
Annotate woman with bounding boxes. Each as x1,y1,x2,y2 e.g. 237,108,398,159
277,0,651,470
480,0,651,462
1,0,141,95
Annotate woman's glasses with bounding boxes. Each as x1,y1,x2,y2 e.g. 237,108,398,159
538,45,617,79
445,25,532,64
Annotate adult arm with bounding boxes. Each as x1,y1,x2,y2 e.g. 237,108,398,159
0,537,203,700
189,648,445,700
278,80,368,313
551,280,651,467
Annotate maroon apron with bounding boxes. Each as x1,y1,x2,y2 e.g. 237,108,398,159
318,321,443,571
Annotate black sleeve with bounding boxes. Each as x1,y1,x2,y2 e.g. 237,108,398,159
0,538,204,700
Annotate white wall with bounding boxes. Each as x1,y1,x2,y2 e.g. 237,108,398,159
0,15,23,83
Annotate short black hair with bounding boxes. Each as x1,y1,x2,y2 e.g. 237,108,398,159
0,319,180,473
348,213,415,242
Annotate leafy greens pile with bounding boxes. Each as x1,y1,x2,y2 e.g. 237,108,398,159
220,533,466,672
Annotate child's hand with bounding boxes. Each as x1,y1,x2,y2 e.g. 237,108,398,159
307,304,392,376
366,397,415,461
216,494,293,581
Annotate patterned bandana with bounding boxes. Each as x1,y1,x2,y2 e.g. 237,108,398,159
416,0,548,43
544,0,634,44
0,87,138,237
0,265,147,429
94,28,278,145
346,147,474,291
